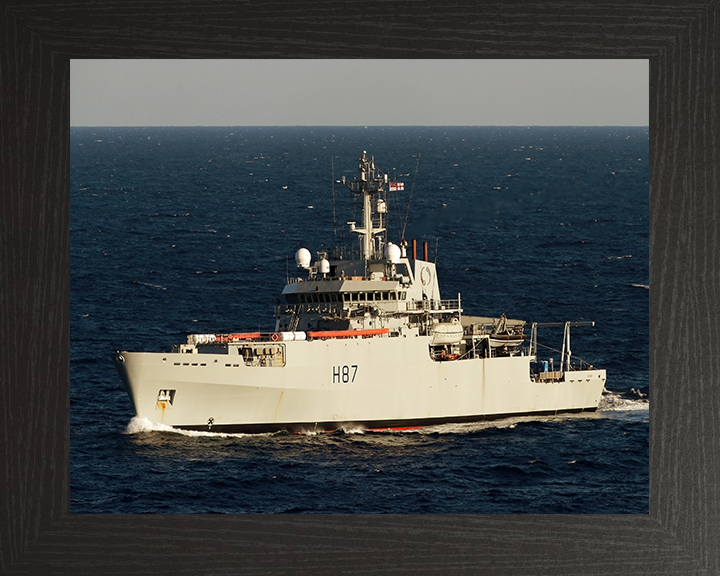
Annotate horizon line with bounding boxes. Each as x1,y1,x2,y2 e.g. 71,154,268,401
70,124,651,128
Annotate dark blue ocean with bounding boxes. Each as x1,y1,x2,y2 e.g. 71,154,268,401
70,126,648,514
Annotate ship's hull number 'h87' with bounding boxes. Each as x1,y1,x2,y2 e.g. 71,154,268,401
333,365,358,384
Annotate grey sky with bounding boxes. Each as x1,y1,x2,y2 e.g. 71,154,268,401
71,59,648,127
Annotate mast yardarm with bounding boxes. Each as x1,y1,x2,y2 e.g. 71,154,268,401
341,150,391,260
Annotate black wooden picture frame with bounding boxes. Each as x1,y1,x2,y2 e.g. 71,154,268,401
1,2,716,574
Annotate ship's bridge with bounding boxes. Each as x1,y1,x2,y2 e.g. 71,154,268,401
275,151,457,333
275,252,461,333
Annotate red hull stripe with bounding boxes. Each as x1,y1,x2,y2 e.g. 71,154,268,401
174,407,598,435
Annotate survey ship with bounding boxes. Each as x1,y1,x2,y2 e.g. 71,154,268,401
114,151,606,433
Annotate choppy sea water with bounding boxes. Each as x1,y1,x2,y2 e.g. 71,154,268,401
70,126,648,513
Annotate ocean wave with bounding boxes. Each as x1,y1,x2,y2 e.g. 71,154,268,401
122,416,269,438
598,390,649,411
132,280,167,290
123,416,176,434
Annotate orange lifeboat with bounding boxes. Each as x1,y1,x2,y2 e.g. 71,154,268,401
220,332,262,342
306,328,389,340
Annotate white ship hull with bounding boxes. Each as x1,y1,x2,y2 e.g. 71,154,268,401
115,335,606,433
114,151,607,433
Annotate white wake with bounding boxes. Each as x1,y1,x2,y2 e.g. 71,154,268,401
122,416,268,438
598,389,649,411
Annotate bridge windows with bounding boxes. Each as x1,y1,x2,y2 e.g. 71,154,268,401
286,290,408,304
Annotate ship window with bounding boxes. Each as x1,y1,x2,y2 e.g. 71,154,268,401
342,293,350,302
400,291,407,300
381,292,388,301
390,292,396,300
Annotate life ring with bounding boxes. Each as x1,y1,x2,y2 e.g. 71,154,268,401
271,333,280,342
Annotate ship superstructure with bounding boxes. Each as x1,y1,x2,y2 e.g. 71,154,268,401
114,151,606,433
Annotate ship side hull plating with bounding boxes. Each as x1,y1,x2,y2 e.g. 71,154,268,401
115,336,606,433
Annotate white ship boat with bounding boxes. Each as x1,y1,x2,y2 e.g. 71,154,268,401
114,151,606,433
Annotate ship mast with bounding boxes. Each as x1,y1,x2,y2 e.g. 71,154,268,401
341,151,388,260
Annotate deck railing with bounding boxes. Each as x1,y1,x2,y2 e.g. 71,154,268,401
412,298,462,311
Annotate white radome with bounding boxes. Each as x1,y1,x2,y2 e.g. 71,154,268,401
295,247,311,269
385,242,401,263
